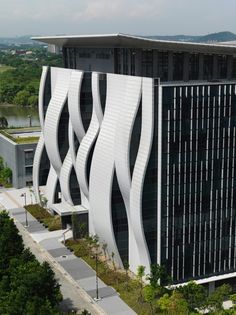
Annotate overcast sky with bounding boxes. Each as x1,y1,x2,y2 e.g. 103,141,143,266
0,0,235,37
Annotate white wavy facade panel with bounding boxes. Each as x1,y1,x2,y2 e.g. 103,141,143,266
76,72,103,200
68,71,85,142
34,67,157,274
130,78,154,274
89,74,126,267
33,66,49,204
44,68,71,176
60,151,73,205
32,134,45,204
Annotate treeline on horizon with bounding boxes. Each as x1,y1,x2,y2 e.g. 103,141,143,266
0,49,63,107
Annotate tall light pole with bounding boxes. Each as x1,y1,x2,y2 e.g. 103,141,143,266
94,245,101,301
21,192,29,227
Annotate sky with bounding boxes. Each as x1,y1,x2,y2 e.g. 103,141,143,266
0,0,236,37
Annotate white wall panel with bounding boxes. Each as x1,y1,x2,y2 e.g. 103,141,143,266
89,74,128,267
44,68,71,176
68,71,85,142
32,134,45,204
76,72,103,200
60,151,73,205
130,77,154,274
114,75,143,272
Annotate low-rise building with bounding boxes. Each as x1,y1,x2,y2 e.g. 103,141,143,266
0,128,40,188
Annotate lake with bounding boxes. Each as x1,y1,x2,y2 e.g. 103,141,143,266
0,105,39,127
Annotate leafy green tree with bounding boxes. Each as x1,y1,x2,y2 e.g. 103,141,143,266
137,265,145,302
28,95,38,106
0,211,24,275
0,260,62,315
157,291,189,315
147,263,172,288
0,156,4,171
102,242,108,259
0,116,8,128
123,261,130,290
177,281,207,311
13,90,31,106
1,167,12,183
207,284,232,312
143,285,156,315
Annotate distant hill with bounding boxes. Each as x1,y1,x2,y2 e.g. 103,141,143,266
0,35,43,47
1,32,236,48
145,31,236,43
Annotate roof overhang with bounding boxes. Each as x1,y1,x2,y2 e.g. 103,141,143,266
32,33,236,55
49,202,88,216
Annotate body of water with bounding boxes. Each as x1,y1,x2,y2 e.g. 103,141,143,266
0,105,39,127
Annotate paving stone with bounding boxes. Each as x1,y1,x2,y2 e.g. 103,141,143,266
86,286,117,299
59,257,95,280
48,247,72,258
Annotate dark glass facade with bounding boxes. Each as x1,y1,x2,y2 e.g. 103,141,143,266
161,83,236,283
157,52,169,81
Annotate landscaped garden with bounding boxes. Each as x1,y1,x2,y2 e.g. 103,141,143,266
66,235,236,315
25,204,62,231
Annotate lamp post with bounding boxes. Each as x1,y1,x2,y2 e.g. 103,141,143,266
94,246,101,301
21,192,29,227
27,115,32,127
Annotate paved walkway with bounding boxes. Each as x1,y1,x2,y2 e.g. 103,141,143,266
0,187,136,315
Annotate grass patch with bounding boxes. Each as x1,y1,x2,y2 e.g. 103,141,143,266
66,239,151,315
25,204,62,231
0,130,39,144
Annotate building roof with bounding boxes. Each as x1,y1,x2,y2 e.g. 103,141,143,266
32,33,236,55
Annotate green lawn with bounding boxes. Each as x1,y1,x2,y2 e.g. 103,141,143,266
0,64,14,73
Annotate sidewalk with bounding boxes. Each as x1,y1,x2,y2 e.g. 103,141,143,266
0,187,137,315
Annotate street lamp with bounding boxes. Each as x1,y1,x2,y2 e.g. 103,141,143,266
21,192,29,227
94,247,101,302
27,115,32,127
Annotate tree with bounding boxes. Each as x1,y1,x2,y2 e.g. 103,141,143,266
0,116,8,128
0,260,62,315
0,211,63,315
102,242,108,259
123,261,130,291
137,265,145,302
71,212,80,240
177,281,207,311
28,95,38,107
157,291,189,315
0,157,4,171
147,263,172,289
111,251,116,271
207,284,232,312
0,211,24,275
13,90,30,106
1,167,12,183
143,285,155,315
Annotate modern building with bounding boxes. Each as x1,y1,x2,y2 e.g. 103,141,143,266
32,34,236,287
0,128,39,188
